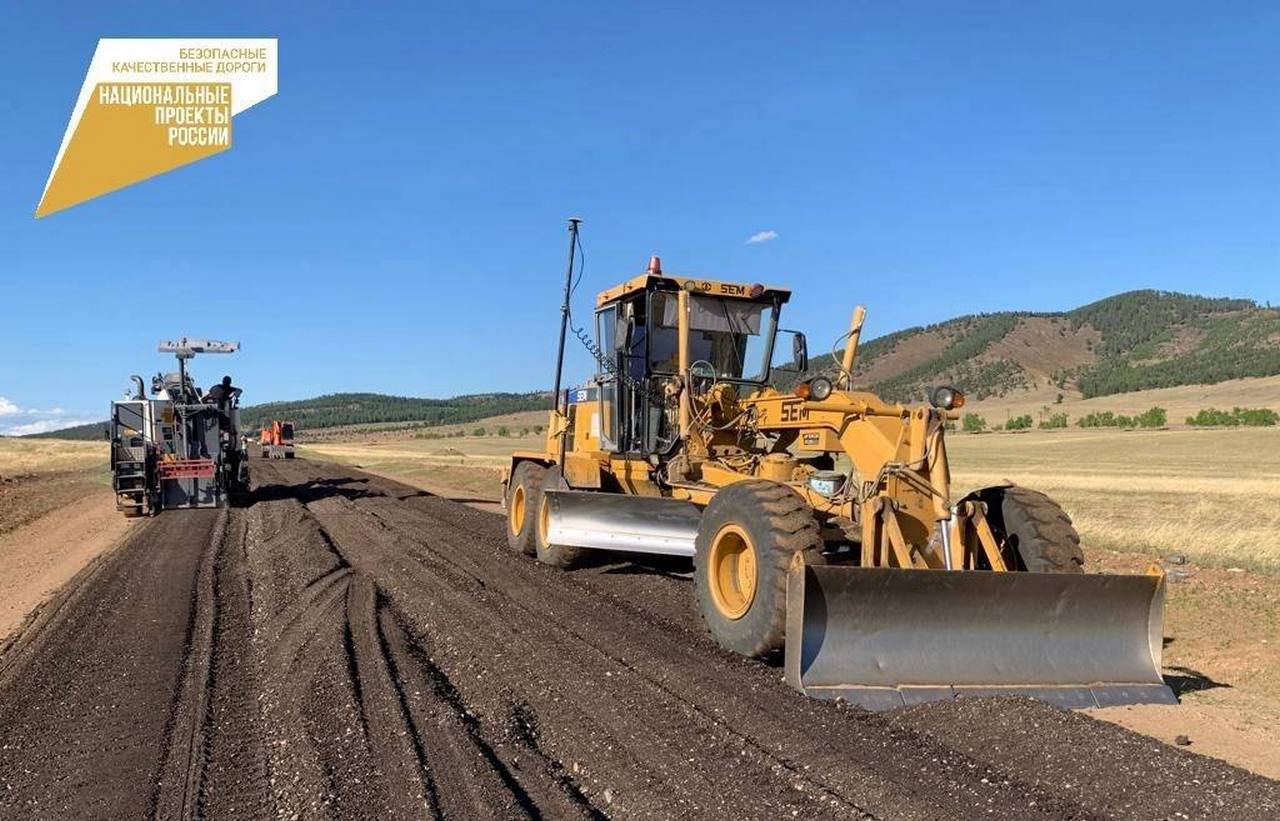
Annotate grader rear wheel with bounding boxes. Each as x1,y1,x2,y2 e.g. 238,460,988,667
974,485,1084,573
506,462,545,556
694,481,822,658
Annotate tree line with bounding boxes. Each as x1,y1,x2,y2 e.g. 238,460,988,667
961,405,1277,432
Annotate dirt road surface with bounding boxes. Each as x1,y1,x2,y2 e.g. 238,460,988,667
0,485,134,641
1,457,1277,820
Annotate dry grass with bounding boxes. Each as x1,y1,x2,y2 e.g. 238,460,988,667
308,425,1280,573
0,438,107,478
302,430,541,469
297,430,536,501
302,409,550,442
965,373,1280,427
948,427,1280,572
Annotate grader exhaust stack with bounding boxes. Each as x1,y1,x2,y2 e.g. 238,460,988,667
506,223,1176,711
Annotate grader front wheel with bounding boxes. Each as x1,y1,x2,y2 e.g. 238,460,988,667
706,524,759,619
693,481,822,658
506,462,545,557
534,468,587,569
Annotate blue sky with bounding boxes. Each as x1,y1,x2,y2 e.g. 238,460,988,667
2,2,1277,433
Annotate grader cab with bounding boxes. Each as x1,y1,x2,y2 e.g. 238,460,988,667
504,224,1173,710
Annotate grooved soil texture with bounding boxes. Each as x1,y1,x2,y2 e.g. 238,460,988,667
0,457,1276,820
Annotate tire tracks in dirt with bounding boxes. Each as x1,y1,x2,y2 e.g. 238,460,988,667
0,509,235,820
260,457,1280,821
264,460,1068,820
247,475,574,819
2,457,1277,821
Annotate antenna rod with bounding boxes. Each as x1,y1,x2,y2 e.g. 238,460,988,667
552,218,582,413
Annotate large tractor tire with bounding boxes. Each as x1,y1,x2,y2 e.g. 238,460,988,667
974,485,1084,573
693,480,822,658
506,461,546,557
534,468,587,569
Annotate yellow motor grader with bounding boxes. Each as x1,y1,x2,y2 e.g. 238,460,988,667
504,221,1173,710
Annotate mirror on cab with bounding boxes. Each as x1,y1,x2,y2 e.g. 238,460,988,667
774,330,808,373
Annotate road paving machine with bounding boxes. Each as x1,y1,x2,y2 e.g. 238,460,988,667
502,221,1175,710
108,338,250,517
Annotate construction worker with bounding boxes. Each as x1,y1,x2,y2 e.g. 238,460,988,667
206,376,242,441
206,375,242,406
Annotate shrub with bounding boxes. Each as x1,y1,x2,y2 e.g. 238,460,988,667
472,426,487,436
497,426,510,437
1038,413,1068,429
962,413,986,433
1237,407,1280,426
1186,407,1279,427
1136,406,1167,428
1077,408,1163,429
1077,411,1114,428
1004,414,1033,431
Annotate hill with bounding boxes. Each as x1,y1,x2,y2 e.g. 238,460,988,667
21,290,1280,440
18,421,104,441
23,392,551,441
812,290,1280,403
237,391,548,430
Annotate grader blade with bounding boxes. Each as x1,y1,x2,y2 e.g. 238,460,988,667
542,489,702,557
785,561,1175,710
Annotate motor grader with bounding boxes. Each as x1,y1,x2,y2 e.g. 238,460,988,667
504,222,1173,710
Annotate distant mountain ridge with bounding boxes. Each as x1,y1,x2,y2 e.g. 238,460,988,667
22,290,1280,440
237,391,549,430
825,290,1280,403
25,392,551,441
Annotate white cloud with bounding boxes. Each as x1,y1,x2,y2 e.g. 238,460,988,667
0,396,98,436
0,416,99,437
746,229,778,245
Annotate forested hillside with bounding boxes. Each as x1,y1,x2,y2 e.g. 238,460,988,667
238,392,548,430
799,290,1279,403
24,392,550,440
21,290,1279,439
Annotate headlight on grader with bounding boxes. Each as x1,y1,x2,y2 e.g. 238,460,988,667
795,376,833,401
929,385,965,410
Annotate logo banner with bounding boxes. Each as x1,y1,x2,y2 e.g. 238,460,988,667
36,38,278,218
